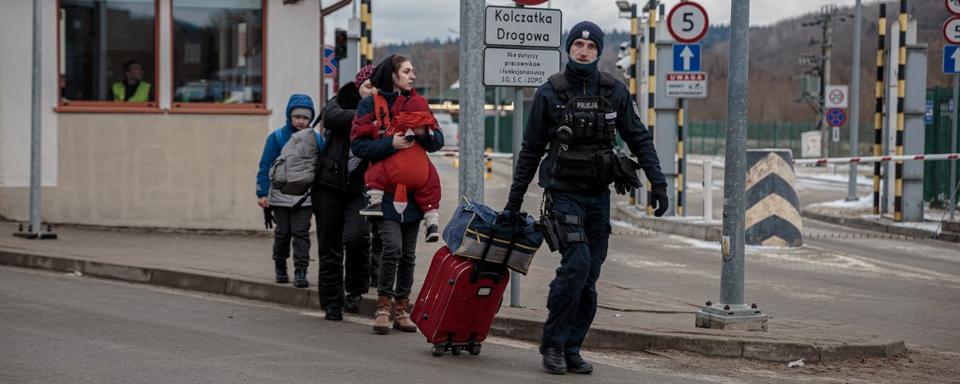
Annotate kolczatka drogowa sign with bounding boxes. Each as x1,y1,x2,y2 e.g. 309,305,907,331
485,6,562,48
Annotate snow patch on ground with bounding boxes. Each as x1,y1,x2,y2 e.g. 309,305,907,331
808,195,873,209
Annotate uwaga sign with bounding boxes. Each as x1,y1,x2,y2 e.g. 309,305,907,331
485,6,562,48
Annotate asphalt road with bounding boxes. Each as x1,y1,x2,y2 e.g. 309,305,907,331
0,267,724,384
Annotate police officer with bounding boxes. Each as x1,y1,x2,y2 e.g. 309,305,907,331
502,21,669,375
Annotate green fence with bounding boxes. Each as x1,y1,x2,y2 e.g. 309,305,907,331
686,121,812,157
924,87,960,209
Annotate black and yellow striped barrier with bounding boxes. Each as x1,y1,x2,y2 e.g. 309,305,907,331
894,0,907,222
645,7,657,216
745,150,803,247
360,0,373,66
872,3,886,215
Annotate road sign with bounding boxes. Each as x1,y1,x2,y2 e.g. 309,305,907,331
667,2,709,43
665,72,707,98
946,45,960,74
945,17,960,44
825,85,849,108
826,108,847,127
322,45,337,77
948,0,960,15
485,6,562,48
832,126,840,142
672,44,701,72
483,47,560,87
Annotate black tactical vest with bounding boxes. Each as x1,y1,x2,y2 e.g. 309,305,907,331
547,72,618,191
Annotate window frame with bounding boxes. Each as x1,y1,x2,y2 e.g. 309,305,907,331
168,0,268,113
55,0,162,113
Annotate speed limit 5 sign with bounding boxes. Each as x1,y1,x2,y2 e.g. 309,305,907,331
945,16,960,44
667,2,709,43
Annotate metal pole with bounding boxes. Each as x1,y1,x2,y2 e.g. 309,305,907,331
720,0,749,306
29,0,43,237
494,87,501,152
507,4,526,309
847,0,862,201
510,82,524,308
951,76,958,221
458,0,484,202
703,160,712,220
821,9,833,159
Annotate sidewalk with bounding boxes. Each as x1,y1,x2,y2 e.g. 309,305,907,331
0,220,904,363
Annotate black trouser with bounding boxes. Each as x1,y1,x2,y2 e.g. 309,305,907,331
376,219,419,299
369,222,382,285
314,187,371,310
272,206,313,270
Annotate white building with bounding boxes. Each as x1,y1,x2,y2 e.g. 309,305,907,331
0,0,331,230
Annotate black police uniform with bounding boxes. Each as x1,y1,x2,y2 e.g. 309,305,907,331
505,65,667,359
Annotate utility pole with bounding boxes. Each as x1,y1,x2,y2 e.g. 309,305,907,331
803,6,852,159
459,0,484,202
695,0,767,331
847,0,862,201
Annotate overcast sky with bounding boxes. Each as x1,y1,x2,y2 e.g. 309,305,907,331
322,0,871,45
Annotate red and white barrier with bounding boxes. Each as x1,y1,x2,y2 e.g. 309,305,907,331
429,150,514,159
794,153,960,165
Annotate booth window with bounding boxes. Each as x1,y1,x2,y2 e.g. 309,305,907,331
58,0,159,111
172,0,265,111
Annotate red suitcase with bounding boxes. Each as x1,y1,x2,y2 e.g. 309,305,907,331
412,245,510,356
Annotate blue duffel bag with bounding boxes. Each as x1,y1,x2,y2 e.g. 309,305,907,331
442,197,543,275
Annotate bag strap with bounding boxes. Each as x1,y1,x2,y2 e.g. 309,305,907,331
373,93,391,139
470,216,526,284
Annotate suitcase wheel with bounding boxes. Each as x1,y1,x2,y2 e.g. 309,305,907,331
451,347,461,356
468,344,482,355
431,345,444,357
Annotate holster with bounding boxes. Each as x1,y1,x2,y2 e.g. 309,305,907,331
536,211,585,252
537,212,562,252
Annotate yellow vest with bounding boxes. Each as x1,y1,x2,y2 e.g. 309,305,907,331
112,81,151,102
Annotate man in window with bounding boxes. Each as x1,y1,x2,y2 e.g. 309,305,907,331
112,60,153,102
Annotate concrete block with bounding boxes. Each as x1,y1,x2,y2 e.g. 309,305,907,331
490,317,542,343
742,341,820,363
818,341,907,362
83,261,151,283
225,279,308,307
150,269,226,294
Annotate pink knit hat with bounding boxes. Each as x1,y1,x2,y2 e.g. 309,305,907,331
355,65,376,86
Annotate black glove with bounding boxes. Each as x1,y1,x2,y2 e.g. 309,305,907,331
612,154,642,196
498,209,523,225
651,186,669,217
263,207,275,229
503,200,522,217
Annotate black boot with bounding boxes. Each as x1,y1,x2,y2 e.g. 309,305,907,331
424,224,439,243
274,259,289,284
565,353,594,374
324,306,343,321
344,294,361,314
539,346,567,375
293,269,308,288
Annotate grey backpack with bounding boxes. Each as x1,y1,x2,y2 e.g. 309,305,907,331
270,128,323,196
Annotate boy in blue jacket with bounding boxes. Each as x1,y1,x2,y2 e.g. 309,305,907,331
257,94,316,288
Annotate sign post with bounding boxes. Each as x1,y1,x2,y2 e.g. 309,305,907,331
946,1,960,220
484,1,562,308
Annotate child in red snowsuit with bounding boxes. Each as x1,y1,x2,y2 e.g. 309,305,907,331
351,88,443,242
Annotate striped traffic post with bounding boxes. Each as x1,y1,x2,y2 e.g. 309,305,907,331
645,5,657,216
894,0,907,222
872,4,886,215
745,150,802,247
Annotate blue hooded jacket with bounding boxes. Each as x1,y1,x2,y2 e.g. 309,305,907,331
256,94,316,199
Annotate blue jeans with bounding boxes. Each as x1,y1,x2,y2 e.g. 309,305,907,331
541,190,612,356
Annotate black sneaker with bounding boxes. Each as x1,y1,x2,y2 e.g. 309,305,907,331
274,259,289,284
424,224,439,243
344,294,361,314
325,306,343,321
539,346,567,375
293,269,308,288
565,353,594,374
359,202,384,217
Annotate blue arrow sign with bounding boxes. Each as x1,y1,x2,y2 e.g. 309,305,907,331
673,44,701,72
945,45,960,75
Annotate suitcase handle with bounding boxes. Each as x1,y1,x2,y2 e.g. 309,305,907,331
471,218,525,284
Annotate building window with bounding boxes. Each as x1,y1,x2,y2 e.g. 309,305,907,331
172,0,265,109
58,0,158,108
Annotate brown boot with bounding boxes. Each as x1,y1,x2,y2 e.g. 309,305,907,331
372,296,392,335
393,298,418,333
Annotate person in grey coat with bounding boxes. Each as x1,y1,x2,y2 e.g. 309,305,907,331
256,94,316,288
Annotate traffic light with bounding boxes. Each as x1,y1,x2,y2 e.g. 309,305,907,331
334,29,347,60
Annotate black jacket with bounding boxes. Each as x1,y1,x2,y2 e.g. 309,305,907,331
314,82,366,194
506,67,666,210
